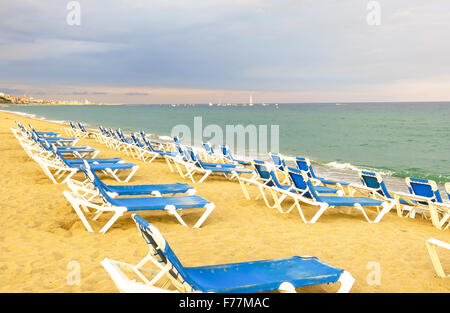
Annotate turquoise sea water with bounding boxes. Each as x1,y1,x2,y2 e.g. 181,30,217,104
3,102,450,193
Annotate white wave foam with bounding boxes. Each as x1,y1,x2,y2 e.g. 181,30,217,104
325,161,360,171
0,110,36,119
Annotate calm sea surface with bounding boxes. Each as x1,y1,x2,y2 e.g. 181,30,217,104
3,102,450,194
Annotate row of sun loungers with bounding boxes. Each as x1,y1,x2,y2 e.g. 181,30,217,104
11,121,448,293
11,121,359,293
90,123,450,230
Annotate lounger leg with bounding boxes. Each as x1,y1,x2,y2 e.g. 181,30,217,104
164,157,174,172
238,179,252,200
193,203,215,228
61,169,78,184
354,203,374,223
439,213,449,230
123,166,139,183
337,271,355,293
373,201,395,223
165,205,188,227
309,203,329,224
425,241,448,278
278,282,296,293
198,171,211,184
293,198,308,223
99,209,127,233
271,190,290,214
257,185,276,208
63,191,94,232
148,154,158,164
429,204,443,230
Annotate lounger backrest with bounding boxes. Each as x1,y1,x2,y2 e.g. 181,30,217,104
252,160,274,186
287,169,320,200
132,214,198,292
130,133,142,147
221,145,233,161
80,161,108,190
359,171,392,199
203,142,213,155
51,145,70,165
295,157,317,179
406,177,443,203
270,152,286,171
176,144,190,162
445,182,450,201
70,122,77,129
268,170,288,189
187,147,202,167
16,121,26,132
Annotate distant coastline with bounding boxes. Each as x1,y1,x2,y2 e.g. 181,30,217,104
0,91,121,106
0,102,122,107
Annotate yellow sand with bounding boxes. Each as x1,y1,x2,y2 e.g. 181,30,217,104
0,110,448,293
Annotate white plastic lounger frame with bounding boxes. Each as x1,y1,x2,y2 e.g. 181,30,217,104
426,238,449,278
101,258,179,293
282,171,395,224
62,190,215,233
393,182,449,231
33,155,79,184
237,172,283,211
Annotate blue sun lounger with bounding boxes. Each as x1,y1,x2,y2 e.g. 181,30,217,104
269,152,299,184
101,214,354,293
284,169,394,223
63,169,215,233
349,170,411,209
238,160,341,214
140,133,178,158
73,161,197,199
26,123,60,137
220,145,251,166
78,122,96,138
50,145,138,182
30,132,99,157
186,147,253,183
269,152,297,172
393,178,450,230
294,157,349,192
202,142,220,161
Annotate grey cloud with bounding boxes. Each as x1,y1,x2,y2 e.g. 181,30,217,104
1,1,450,93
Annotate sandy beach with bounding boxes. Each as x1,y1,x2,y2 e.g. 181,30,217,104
0,110,448,293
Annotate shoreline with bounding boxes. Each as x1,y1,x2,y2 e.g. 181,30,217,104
0,110,449,292
2,107,448,191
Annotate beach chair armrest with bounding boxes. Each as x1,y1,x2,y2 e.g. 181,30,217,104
100,258,178,293
392,191,432,203
427,238,450,250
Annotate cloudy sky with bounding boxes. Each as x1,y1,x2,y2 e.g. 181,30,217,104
1,0,449,103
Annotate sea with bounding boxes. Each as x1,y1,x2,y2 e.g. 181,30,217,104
3,102,450,195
